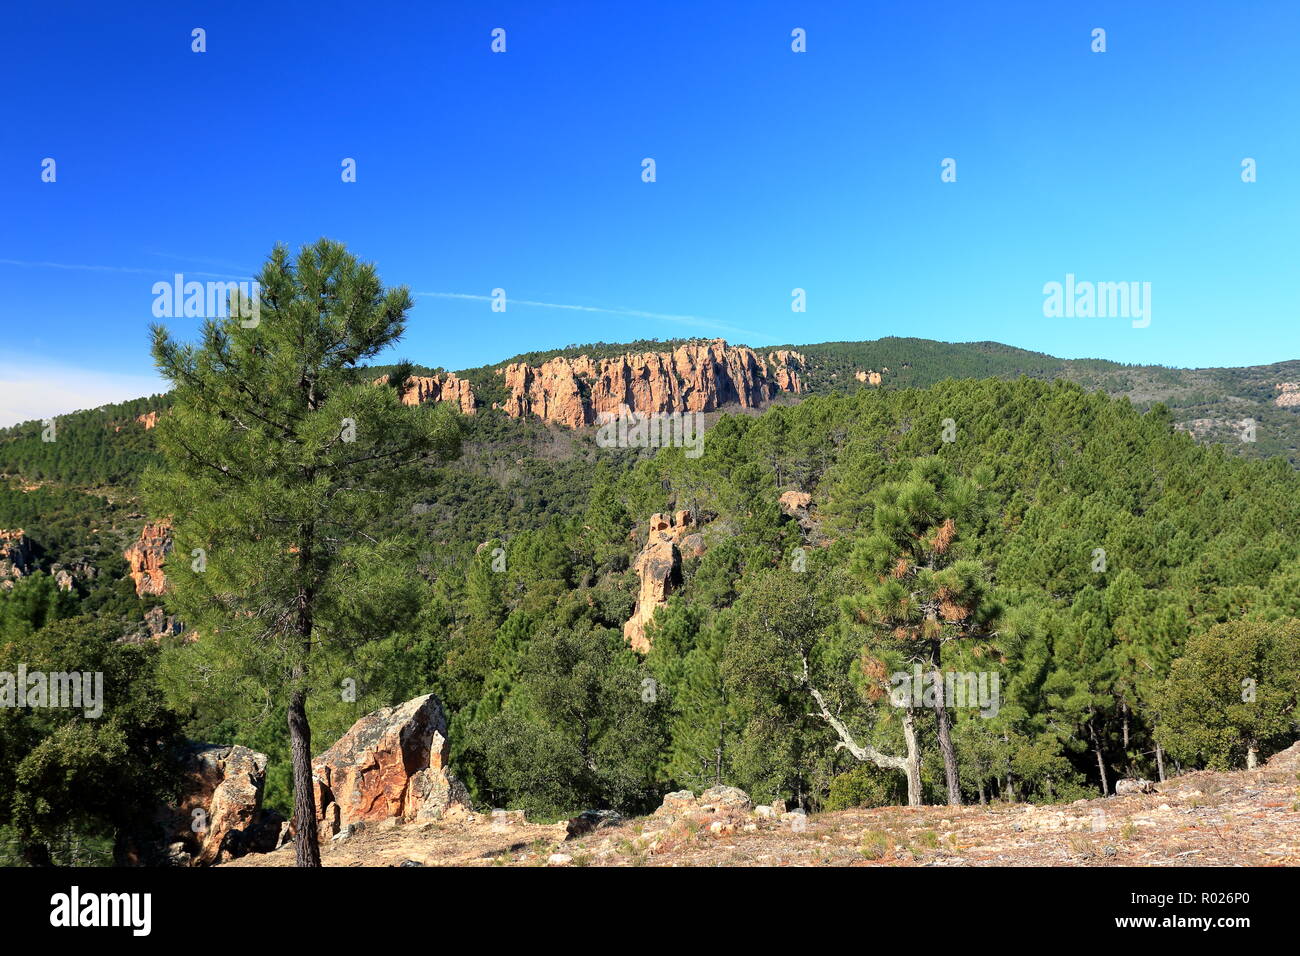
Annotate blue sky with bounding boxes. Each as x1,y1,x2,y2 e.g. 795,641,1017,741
1,1,1297,424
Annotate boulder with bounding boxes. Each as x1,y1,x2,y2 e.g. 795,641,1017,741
651,786,754,824
1115,778,1157,795
565,809,622,839
1265,740,1300,771
170,743,277,866
311,693,470,837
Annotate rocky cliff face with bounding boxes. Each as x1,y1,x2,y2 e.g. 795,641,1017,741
124,521,172,597
136,410,161,429
373,373,476,415
624,511,704,653
0,529,34,589
498,339,806,428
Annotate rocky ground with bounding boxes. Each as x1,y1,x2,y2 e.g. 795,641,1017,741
225,743,1300,868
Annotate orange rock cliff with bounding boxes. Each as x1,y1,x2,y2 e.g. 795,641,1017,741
124,520,173,597
497,339,806,428
369,341,806,427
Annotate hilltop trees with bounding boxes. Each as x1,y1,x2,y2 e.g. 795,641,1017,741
144,239,461,865
1158,620,1300,770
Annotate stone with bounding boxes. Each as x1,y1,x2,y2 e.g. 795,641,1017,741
1265,740,1300,771
654,790,699,817
123,520,172,597
698,786,752,814
565,809,622,839
311,693,470,837
0,529,34,589
1115,778,1157,795
623,511,702,652
547,853,573,866
167,743,272,866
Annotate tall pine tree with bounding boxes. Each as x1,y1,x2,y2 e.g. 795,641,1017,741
145,239,461,866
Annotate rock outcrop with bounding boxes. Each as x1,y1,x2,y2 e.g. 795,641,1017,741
1275,383,1300,408
0,529,34,589
373,373,476,415
623,511,701,653
312,694,470,837
165,744,284,866
1265,740,1300,771
136,410,161,429
855,369,883,385
124,521,172,597
498,339,806,428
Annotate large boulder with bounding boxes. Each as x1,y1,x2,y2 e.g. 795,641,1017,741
168,743,282,866
1265,740,1300,771
312,694,470,836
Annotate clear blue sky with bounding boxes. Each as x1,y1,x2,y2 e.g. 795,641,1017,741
2,1,1297,424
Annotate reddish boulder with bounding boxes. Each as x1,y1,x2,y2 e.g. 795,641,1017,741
170,744,281,866
312,694,470,837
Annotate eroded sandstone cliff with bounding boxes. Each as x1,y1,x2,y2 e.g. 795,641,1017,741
0,529,34,589
372,373,477,415
498,339,806,428
124,520,172,597
624,511,705,653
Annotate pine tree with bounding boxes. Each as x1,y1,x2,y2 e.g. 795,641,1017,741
839,458,1002,805
144,239,461,866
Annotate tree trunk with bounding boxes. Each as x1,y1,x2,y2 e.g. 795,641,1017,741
803,656,920,805
1155,741,1166,782
1089,721,1109,795
288,684,321,867
902,708,922,807
1246,739,1259,770
931,650,961,805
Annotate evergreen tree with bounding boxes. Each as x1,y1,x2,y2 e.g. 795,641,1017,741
1158,620,1300,770
144,239,461,865
840,459,1002,805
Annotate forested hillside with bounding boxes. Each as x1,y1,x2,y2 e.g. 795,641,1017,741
3,340,1300,860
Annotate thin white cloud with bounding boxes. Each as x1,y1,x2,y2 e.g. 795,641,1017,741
0,359,166,429
416,292,765,340
0,258,247,280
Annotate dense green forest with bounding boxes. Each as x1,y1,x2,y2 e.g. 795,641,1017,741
3,339,1300,860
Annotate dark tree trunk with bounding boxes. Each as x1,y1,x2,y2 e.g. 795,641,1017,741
930,643,961,805
288,684,321,867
